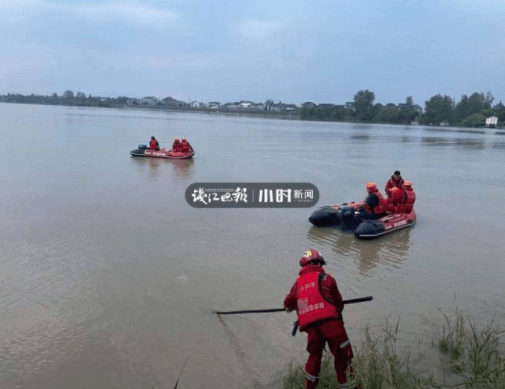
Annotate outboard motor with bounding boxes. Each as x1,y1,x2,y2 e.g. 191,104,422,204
138,144,148,150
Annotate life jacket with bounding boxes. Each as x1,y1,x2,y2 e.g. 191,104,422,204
399,188,416,213
150,139,158,150
385,196,403,214
363,189,386,215
296,271,339,331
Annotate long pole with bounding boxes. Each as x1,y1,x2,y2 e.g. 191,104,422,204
215,295,373,315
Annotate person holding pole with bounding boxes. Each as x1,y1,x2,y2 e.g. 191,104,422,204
283,249,355,389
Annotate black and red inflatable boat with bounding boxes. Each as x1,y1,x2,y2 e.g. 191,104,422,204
130,144,195,159
309,202,416,239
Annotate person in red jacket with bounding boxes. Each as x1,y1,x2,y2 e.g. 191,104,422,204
399,181,416,213
361,182,387,218
149,136,160,150
284,249,355,389
181,137,192,153
385,186,404,214
384,170,405,196
172,137,182,152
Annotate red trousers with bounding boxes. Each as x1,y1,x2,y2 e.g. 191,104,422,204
304,319,354,386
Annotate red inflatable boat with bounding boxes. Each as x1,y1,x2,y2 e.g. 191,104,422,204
309,201,416,239
130,145,195,159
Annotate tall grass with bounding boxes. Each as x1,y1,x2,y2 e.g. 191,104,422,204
173,357,189,389
283,311,505,389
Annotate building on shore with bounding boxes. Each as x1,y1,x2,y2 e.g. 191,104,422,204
486,116,498,128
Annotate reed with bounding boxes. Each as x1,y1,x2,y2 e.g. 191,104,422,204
283,311,505,389
173,357,189,389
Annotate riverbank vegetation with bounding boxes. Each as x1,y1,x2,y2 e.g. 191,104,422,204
301,90,505,129
1,89,504,128
283,311,505,389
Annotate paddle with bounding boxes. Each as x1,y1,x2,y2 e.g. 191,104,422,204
214,295,373,315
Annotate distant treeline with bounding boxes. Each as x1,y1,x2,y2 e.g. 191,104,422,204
0,91,128,107
301,90,505,128
2,89,504,128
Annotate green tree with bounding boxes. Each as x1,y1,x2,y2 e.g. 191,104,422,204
353,90,375,121
421,94,455,124
493,101,505,122
75,92,86,105
63,90,74,99
455,92,494,124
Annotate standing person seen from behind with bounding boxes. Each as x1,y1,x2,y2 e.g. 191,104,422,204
384,170,405,196
399,181,416,213
181,137,192,153
149,136,160,150
284,249,357,389
172,137,182,152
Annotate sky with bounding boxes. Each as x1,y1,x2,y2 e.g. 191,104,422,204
1,0,505,107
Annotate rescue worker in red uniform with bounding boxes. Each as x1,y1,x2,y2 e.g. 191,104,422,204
361,182,387,218
398,181,416,213
181,137,192,153
385,186,404,214
384,170,405,196
284,249,355,389
172,137,182,152
149,136,160,150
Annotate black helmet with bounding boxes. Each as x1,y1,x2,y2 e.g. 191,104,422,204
366,193,380,207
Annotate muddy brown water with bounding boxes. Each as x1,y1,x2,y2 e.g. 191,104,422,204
0,104,504,388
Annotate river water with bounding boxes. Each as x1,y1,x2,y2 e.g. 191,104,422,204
0,104,504,389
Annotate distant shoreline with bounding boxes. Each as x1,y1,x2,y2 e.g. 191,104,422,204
0,101,301,120
2,101,503,135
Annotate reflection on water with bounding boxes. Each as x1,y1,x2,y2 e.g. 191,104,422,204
422,136,451,146
129,156,195,179
351,124,373,130
454,138,484,149
421,127,486,135
350,133,371,141
454,129,485,135
171,158,195,178
306,226,412,277
422,136,486,149
492,141,505,149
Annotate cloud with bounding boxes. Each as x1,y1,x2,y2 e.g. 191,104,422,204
75,1,179,29
0,0,179,29
235,20,281,39
135,55,174,69
134,54,221,70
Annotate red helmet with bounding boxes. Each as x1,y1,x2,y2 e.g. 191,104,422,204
299,249,326,267
366,182,377,193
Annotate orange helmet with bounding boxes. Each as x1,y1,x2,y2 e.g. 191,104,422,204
299,249,326,267
366,182,377,193
390,187,403,201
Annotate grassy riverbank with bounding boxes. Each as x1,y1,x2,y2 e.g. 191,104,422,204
283,311,505,389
